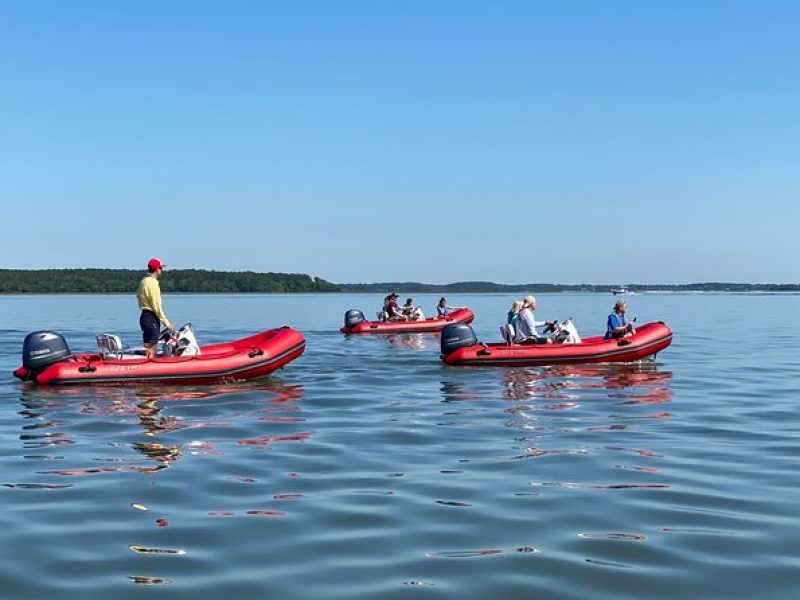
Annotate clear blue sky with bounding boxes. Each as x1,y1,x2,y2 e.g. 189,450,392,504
1,0,798,284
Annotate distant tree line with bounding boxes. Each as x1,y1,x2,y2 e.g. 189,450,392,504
338,281,800,293
2,271,798,294
0,269,340,293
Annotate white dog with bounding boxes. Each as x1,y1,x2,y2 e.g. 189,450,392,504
551,318,581,344
174,323,201,356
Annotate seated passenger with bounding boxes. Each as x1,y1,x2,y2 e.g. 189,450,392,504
378,294,392,321
385,293,406,321
507,300,523,329
436,297,457,317
401,297,423,321
514,295,553,344
604,300,636,339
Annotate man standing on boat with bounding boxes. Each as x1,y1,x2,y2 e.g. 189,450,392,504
138,258,174,359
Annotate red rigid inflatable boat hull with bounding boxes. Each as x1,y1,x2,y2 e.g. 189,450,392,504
14,327,305,386
442,322,672,366
341,308,475,334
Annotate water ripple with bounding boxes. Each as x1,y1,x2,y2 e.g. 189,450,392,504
1,293,799,598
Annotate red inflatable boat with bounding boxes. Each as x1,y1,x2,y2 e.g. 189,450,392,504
440,322,672,366
340,307,475,334
14,326,305,386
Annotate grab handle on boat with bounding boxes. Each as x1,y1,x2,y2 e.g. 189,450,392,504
78,357,98,373
617,339,631,347
248,348,265,358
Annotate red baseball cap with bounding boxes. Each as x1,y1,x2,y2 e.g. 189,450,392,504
147,258,166,271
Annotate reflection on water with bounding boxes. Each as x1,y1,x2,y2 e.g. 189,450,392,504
376,332,441,351
13,381,307,477
435,362,675,512
382,334,428,350
440,380,482,404
500,362,673,403
8,378,310,588
439,364,672,416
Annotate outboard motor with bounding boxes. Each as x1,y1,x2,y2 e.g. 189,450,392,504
22,331,72,372
344,309,366,329
440,323,478,355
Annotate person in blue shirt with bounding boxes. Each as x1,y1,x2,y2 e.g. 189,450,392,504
605,300,636,339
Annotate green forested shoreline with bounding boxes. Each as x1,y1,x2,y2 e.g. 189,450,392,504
1,270,798,293
0,269,339,293
338,281,800,293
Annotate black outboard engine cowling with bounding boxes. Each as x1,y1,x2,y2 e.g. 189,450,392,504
344,309,366,329
441,324,478,355
22,331,72,371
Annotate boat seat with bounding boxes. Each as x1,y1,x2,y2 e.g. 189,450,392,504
96,334,147,359
96,334,125,358
500,324,515,345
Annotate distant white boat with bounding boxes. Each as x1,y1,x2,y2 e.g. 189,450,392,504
611,285,632,295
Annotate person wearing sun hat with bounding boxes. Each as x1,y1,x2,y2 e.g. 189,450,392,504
385,292,406,321
137,257,174,358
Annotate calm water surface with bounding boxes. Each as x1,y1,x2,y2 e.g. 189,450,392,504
1,293,799,599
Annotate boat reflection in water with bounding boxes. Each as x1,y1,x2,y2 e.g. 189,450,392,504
16,380,306,473
501,362,673,405
439,380,481,404
436,363,672,469
380,333,440,351
439,363,672,406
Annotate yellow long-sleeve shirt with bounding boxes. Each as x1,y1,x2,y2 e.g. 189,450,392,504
137,275,172,328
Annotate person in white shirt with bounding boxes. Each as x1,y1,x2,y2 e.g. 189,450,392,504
436,297,457,317
514,295,553,344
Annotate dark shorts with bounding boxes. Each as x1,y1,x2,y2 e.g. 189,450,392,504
139,311,160,345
